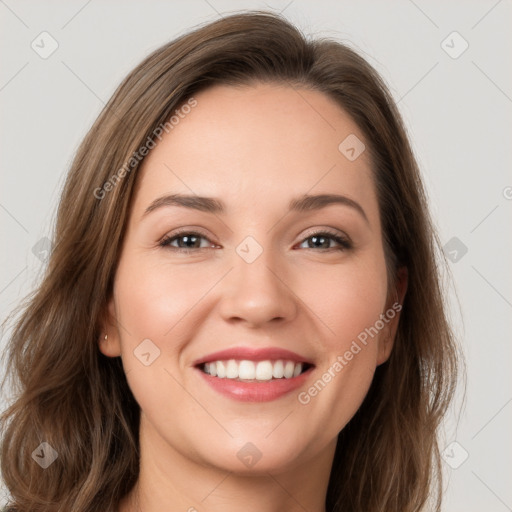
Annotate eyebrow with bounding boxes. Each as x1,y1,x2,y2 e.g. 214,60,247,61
142,193,369,223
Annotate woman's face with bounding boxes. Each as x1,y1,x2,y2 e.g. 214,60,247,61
100,83,403,474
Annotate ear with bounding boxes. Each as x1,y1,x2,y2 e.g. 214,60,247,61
98,294,122,358
376,266,408,366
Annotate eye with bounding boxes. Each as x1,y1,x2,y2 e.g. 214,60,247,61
159,230,215,253
159,228,352,253
297,230,352,251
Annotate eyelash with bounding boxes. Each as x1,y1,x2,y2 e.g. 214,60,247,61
158,229,352,253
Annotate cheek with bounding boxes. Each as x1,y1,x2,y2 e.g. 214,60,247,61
111,255,207,429
302,256,388,352
293,257,388,427
114,255,211,349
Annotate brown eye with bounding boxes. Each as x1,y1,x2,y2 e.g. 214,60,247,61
159,231,214,252
298,231,352,251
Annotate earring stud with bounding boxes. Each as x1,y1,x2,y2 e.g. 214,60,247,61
104,334,108,341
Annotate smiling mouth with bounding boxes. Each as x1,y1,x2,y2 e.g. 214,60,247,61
198,359,312,382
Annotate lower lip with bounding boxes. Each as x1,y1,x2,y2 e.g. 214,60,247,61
196,367,313,402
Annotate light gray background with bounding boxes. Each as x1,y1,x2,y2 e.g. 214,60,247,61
1,1,511,510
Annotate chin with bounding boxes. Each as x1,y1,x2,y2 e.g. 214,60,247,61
193,434,313,475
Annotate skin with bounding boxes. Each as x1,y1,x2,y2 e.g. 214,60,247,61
99,83,407,512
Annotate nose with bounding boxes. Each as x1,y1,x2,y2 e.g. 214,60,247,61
218,247,298,328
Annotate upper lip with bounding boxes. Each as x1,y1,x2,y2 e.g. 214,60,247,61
193,347,315,366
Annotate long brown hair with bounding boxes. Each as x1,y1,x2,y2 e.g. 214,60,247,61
1,10,459,512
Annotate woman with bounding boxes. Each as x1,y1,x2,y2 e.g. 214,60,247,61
0,10,459,512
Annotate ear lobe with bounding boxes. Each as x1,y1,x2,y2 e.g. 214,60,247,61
376,266,408,366
98,296,122,358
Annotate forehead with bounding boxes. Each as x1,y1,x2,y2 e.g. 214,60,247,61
134,83,377,218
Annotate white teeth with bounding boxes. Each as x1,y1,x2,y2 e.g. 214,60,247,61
216,360,226,378
238,360,255,380
255,361,273,381
272,360,284,378
284,361,295,379
226,359,238,379
203,359,306,381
